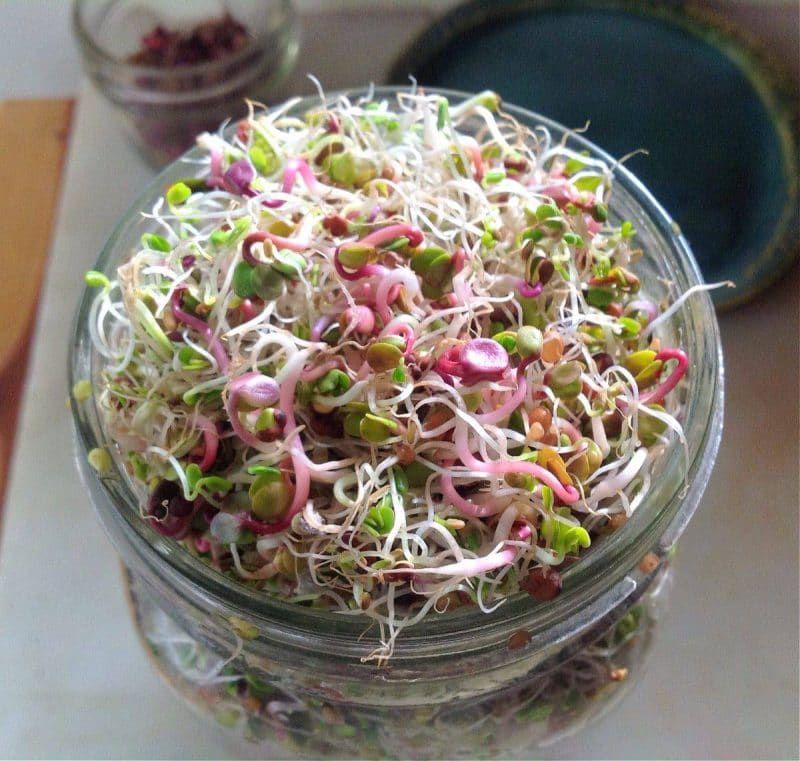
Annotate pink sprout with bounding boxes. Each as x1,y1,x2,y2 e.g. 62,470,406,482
517,280,544,299
241,231,309,265
229,372,280,408
435,345,463,378
333,250,387,282
192,414,220,472
388,522,531,578
440,474,509,518
311,315,334,341
639,348,689,405
300,358,346,383
283,157,318,194
239,298,259,321
170,288,229,373
209,148,224,184
625,299,659,326
540,183,594,210
224,372,280,449
249,352,313,534
381,322,415,356
359,223,424,249
374,267,420,324
454,424,579,504
465,144,484,182
474,373,527,425
554,418,582,444
263,157,319,208
451,247,466,274
459,338,510,385
341,305,376,335
223,158,256,194
387,283,403,304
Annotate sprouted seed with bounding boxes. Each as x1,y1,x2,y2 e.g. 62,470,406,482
88,447,112,474
88,87,697,660
72,379,93,401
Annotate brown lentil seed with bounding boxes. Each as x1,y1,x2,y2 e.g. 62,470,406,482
520,566,562,601
507,629,532,651
241,696,263,715
528,406,553,431
608,513,628,531
162,308,177,332
541,332,564,364
321,705,344,724
394,442,416,465
639,552,660,574
541,427,560,446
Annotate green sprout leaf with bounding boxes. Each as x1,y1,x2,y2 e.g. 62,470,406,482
364,497,395,536
166,181,192,206
133,299,172,357
564,152,589,176
541,513,591,556
316,369,351,395
232,261,257,298
72,379,92,401
85,270,110,290
141,233,171,252
573,174,603,192
437,98,449,130
247,465,282,477
88,448,112,474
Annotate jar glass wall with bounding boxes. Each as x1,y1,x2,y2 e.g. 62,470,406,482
69,88,723,759
124,563,670,759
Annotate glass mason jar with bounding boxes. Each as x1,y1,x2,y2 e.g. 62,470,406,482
72,0,299,167
69,89,724,759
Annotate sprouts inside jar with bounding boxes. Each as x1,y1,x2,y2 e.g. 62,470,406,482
82,86,695,660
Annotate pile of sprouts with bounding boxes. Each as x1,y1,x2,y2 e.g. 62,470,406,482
85,86,691,659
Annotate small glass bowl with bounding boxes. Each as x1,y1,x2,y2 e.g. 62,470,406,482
72,0,299,167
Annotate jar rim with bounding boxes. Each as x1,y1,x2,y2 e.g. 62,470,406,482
69,86,724,659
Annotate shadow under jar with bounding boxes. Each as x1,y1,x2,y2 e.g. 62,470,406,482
69,89,724,759
72,0,298,167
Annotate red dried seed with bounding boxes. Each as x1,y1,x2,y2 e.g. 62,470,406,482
129,13,250,68
520,566,562,601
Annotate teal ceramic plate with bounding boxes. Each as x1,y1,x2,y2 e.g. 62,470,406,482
390,0,799,308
